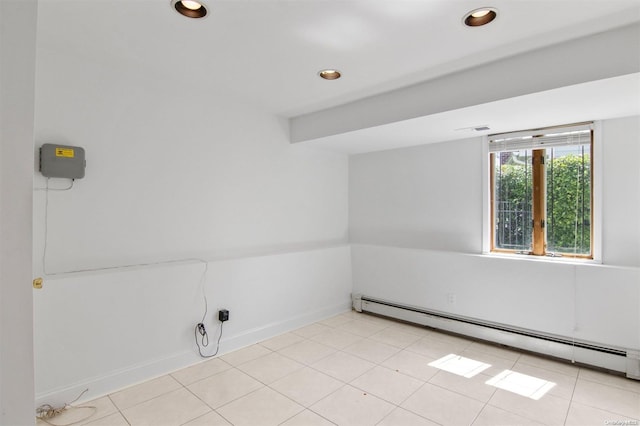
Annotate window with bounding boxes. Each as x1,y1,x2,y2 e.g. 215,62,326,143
489,123,593,258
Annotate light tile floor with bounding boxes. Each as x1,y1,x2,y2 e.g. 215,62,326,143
39,311,640,426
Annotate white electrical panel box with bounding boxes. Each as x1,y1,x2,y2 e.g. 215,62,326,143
40,144,86,179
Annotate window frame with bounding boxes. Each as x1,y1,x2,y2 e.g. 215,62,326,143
482,122,601,262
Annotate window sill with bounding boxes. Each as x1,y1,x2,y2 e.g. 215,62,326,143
480,251,601,265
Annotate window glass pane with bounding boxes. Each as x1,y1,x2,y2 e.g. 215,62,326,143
494,150,533,252
546,145,591,255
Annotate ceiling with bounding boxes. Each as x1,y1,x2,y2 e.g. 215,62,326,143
36,0,640,152
300,73,640,153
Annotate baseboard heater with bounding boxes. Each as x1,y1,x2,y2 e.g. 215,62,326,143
352,294,640,379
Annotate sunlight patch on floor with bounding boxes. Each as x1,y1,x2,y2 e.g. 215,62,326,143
486,369,556,400
428,354,491,378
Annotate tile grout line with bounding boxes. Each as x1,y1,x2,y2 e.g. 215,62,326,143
467,371,503,426
562,367,580,425
568,374,640,421
106,394,131,426
301,383,354,425
176,373,219,426
577,368,640,394
185,366,261,409
386,379,443,425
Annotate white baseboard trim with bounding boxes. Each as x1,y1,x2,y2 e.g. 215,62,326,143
217,300,352,356
35,300,352,408
34,349,198,409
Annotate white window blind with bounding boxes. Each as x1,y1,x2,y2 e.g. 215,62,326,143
488,122,593,152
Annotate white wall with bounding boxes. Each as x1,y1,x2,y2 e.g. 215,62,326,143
352,245,639,350
33,47,351,405
0,1,37,424
601,116,640,266
350,116,640,351
34,247,352,406
350,137,483,252
33,48,348,273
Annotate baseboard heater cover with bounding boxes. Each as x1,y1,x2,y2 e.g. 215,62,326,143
352,294,640,379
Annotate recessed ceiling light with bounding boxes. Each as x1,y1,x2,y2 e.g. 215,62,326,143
463,7,497,27
318,69,342,80
172,0,208,19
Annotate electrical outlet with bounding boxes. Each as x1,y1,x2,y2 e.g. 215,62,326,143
447,293,456,304
218,309,229,322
